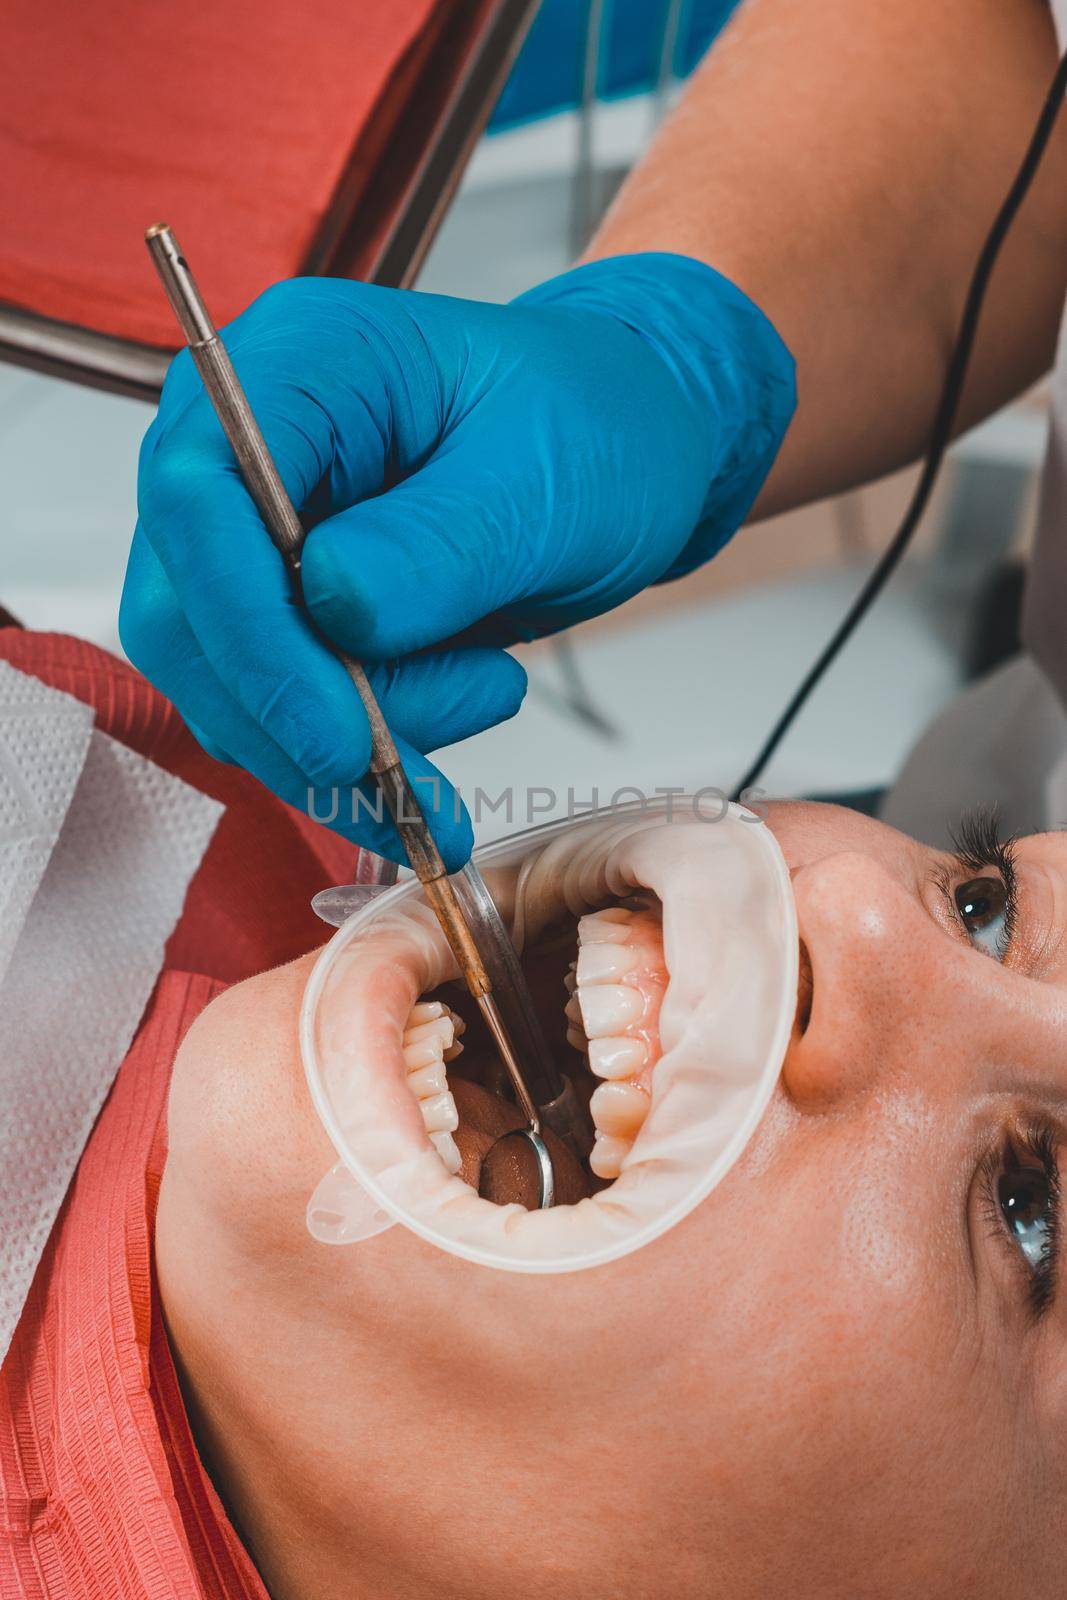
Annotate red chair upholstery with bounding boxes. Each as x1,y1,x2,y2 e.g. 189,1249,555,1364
0,0,534,384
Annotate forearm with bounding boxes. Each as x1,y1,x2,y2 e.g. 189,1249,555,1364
588,0,1067,515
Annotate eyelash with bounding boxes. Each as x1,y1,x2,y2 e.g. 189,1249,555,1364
930,807,1020,957
934,812,1058,1315
977,1122,1060,1323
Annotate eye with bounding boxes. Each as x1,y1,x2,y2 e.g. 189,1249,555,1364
979,1124,1060,1321
998,1154,1054,1273
954,876,1010,960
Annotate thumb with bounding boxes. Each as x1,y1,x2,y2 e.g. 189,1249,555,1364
300,446,540,660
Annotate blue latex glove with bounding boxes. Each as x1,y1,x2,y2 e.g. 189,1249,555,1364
122,253,794,869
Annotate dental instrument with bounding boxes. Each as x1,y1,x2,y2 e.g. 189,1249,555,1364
144,224,589,1192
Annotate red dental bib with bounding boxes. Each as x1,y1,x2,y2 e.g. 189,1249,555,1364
0,630,360,1598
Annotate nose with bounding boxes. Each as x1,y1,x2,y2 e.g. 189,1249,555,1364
783,849,967,1111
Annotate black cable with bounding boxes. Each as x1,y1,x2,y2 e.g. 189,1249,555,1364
731,47,1067,802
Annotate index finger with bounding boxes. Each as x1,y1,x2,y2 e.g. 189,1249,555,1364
137,330,389,788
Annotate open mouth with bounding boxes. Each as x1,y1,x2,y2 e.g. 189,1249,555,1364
401,890,670,1201
302,804,799,1271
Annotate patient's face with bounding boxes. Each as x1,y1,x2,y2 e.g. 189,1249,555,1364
159,802,1067,1600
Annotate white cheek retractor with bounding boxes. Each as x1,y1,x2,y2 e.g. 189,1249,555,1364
300,799,798,1274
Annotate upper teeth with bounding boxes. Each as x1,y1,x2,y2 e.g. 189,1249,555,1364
577,910,632,944
577,982,644,1038
570,905,667,1181
588,1081,648,1137
576,942,637,984
587,1035,646,1079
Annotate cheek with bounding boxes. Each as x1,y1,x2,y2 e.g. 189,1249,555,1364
830,1094,945,1313
165,952,335,1235
722,1088,937,1316
676,1106,977,1511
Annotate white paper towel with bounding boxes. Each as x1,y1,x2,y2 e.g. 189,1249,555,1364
0,661,95,988
0,662,223,1362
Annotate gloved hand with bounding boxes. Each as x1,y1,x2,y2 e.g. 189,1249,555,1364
122,253,794,869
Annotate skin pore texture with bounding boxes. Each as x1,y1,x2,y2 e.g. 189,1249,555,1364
158,801,1067,1600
